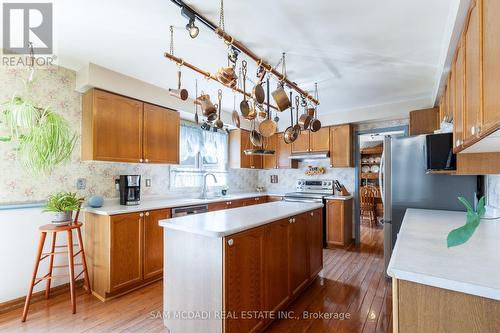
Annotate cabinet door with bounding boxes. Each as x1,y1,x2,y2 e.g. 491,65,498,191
224,227,266,333
307,209,323,278
143,103,179,164
263,134,277,169
208,201,231,211
143,209,169,280
291,131,310,153
289,214,309,296
310,127,330,152
110,212,143,292
277,133,297,169
326,200,344,247
454,42,465,150
330,124,353,167
264,219,290,313
483,0,500,133
93,90,143,163
464,1,481,144
240,130,262,169
267,196,283,202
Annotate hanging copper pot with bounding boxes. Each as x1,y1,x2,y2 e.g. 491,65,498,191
271,82,290,111
169,70,189,100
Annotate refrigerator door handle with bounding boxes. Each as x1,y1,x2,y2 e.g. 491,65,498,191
379,150,385,207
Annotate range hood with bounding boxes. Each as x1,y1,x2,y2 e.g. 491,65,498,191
289,151,330,160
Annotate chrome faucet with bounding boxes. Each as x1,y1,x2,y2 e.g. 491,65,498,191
201,173,218,199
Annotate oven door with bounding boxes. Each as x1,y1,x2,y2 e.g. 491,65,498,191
283,197,323,203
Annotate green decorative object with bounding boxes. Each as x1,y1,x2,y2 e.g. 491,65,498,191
447,196,486,248
0,94,76,174
43,192,84,224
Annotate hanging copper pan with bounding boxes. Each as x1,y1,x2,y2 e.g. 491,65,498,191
169,70,189,100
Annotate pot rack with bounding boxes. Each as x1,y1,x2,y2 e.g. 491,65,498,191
164,51,280,111
169,0,320,106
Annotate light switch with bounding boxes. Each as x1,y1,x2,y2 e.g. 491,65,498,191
145,179,152,187
76,178,86,190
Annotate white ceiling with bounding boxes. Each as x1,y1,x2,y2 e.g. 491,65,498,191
54,0,463,124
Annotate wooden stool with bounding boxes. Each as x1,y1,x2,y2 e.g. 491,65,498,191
21,210,91,322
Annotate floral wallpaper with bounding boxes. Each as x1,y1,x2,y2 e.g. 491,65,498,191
0,66,258,205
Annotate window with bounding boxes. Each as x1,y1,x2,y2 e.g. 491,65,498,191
170,121,229,188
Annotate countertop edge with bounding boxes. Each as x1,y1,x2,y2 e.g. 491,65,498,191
159,202,324,238
83,192,281,216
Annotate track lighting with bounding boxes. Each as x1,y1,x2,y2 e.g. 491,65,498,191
186,19,199,38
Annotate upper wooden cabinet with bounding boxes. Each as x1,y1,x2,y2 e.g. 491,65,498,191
330,124,353,167
229,129,263,169
409,108,439,136
82,89,179,164
276,133,298,169
454,41,465,150
143,103,180,164
291,127,330,153
263,134,277,169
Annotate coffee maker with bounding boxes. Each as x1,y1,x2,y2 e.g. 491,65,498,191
118,175,141,206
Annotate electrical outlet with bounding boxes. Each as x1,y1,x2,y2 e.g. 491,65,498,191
145,179,152,187
76,178,86,190
270,175,278,184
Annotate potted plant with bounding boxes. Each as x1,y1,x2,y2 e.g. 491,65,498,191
221,185,229,196
43,192,84,225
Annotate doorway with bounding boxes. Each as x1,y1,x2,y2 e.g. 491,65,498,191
353,125,408,246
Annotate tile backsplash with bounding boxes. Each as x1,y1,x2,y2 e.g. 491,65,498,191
487,175,500,208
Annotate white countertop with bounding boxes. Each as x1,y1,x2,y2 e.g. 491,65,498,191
83,192,284,216
325,195,353,201
159,201,323,237
388,208,500,301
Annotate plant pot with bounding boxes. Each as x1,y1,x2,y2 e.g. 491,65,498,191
52,211,73,225
221,189,228,196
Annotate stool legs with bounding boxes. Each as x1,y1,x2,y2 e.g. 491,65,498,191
45,232,57,299
75,226,91,294
22,232,47,322
67,230,76,314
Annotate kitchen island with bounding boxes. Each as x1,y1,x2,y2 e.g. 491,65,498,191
159,201,324,333
388,208,500,333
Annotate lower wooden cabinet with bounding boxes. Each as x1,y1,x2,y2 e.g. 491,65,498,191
208,196,270,212
326,199,353,248
223,209,323,332
85,208,169,300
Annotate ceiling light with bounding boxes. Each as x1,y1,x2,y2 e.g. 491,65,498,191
186,19,199,38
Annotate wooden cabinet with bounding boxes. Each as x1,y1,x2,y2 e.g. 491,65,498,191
84,208,169,300
464,1,481,146
455,41,466,150
307,209,323,278
207,199,243,211
82,89,179,164
264,219,290,313
288,213,309,296
263,134,277,169
291,127,330,153
229,129,263,169
330,124,353,167
267,195,283,202
143,103,179,164
276,133,298,169
224,226,266,333
223,209,323,332
326,199,353,248
409,108,439,136
143,209,170,279
242,196,267,206
482,0,500,134
109,213,143,292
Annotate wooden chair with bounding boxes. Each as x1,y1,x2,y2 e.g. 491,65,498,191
21,207,91,322
360,185,377,227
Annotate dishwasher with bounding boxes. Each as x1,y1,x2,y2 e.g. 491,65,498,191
171,204,209,217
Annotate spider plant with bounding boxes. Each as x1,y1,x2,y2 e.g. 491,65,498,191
43,192,84,213
0,94,76,174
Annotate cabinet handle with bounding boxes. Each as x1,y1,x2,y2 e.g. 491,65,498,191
227,239,234,246
139,158,144,163
293,218,296,223
145,159,149,163
255,197,259,201
139,213,144,217
145,212,150,216
310,212,314,216
289,218,294,224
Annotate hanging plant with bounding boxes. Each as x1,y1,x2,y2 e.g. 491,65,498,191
0,94,76,174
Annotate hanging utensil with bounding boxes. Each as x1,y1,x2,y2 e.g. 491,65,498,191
252,66,265,104
293,95,301,132
231,92,240,128
273,112,280,122
194,78,199,124
298,96,312,130
271,53,291,111
197,93,217,117
169,70,189,100
239,60,251,117
215,89,224,129
245,101,257,120
259,77,277,138
310,83,322,132
284,92,298,144
250,120,263,147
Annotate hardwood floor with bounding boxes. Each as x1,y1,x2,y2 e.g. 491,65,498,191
0,225,390,333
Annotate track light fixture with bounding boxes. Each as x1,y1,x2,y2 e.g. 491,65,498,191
181,6,199,38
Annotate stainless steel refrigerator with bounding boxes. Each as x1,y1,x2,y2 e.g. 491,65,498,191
381,135,477,275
